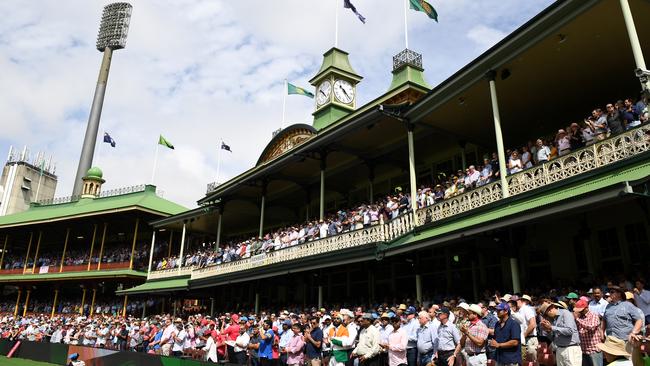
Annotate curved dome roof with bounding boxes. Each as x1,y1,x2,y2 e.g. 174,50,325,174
256,124,317,166
85,166,103,180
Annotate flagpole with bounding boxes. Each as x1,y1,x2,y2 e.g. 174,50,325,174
281,79,287,128
334,0,339,47
151,144,159,185
216,141,222,184
404,0,409,49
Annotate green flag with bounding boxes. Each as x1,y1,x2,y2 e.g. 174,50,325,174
409,0,438,21
287,82,314,98
158,135,175,150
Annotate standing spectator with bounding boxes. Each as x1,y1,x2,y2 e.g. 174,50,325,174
556,129,571,156
279,320,293,366
633,279,650,324
490,302,520,366
603,286,644,342
402,307,418,366
205,328,219,363
479,301,498,361
259,320,275,366
459,304,488,366
573,299,603,366
172,322,187,357
385,316,407,366
516,295,538,363
378,313,394,366
568,123,585,150
287,323,305,366
352,313,382,366
535,139,551,164
606,103,625,134
249,327,261,366
589,109,608,140
434,307,460,366
416,311,436,366
507,151,523,174
589,288,609,317
305,316,323,366
596,336,632,366
520,146,533,169
234,324,251,365
539,302,582,366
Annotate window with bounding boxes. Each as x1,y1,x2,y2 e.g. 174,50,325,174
625,222,649,266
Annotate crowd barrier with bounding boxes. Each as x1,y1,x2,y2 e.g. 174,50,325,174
0,339,233,366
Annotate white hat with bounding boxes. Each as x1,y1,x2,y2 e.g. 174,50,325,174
502,294,512,302
468,304,482,316
339,309,354,318
457,303,470,311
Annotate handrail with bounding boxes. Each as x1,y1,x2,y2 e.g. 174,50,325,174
147,265,195,279
149,125,650,281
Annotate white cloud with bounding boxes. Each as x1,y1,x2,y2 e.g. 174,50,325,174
0,0,554,208
466,25,508,51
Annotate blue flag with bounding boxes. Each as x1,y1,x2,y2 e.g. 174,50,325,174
221,142,232,152
103,132,116,147
344,0,366,24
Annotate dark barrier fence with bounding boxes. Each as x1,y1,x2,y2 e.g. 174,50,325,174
0,339,237,366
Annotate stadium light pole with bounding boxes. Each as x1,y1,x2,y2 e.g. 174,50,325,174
72,3,133,196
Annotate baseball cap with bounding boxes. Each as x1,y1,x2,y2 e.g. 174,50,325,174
573,299,588,312
495,303,510,312
435,307,450,315
405,306,416,315
283,319,292,326
566,292,579,299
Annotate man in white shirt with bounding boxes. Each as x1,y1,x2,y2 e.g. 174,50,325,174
172,323,187,357
96,323,109,348
516,295,538,362
234,324,251,365
588,288,609,317
634,279,650,323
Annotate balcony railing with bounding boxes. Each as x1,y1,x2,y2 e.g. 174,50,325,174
147,265,196,280
148,125,650,281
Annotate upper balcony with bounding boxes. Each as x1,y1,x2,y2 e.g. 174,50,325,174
142,0,650,287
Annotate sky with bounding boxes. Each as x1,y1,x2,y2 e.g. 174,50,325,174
0,0,554,209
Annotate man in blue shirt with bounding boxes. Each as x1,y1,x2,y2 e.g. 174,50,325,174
479,301,498,361
305,316,324,366
490,302,521,366
259,320,275,366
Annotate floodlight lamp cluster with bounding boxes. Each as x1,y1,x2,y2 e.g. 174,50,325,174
96,2,133,51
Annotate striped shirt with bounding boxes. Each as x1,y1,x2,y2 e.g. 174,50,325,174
575,310,602,354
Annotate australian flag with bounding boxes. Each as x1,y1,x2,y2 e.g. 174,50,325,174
344,0,366,24
221,142,232,152
103,132,116,147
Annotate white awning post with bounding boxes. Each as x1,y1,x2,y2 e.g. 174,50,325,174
407,123,418,213
147,230,156,273
178,223,186,274
487,71,510,198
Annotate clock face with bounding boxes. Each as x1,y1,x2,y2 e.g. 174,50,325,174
316,80,332,106
333,79,354,104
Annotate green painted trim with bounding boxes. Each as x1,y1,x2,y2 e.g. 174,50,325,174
0,269,147,283
387,158,650,250
116,277,189,295
313,104,353,130
389,65,431,90
0,185,188,228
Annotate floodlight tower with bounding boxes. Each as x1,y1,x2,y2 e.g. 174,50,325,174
72,3,133,196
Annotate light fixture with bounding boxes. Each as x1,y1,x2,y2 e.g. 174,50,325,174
453,255,460,262
77,236,84,239
118,232,125,236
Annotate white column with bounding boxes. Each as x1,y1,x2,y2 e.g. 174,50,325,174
415,274,422,305
318,285,323,309
407,124,418,212
510,257,521,293
147,230,156,273
487,72,510,198
619,0,650,89
177,223,186,274
320,165,326,220
259,195,266,238
216,214,222,248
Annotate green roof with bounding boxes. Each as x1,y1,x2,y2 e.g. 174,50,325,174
0,185,188,228
85,166,104,180
116,277,189,295
0,269,146,283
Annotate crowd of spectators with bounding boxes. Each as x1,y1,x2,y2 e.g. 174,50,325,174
152,95,649,273
0,297,156,317
1,277,649,365
2,246,149,271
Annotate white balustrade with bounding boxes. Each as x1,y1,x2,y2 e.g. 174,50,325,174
147,265,195,279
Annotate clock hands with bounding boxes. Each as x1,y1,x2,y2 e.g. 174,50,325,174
319,90,327,97
338,85,350,99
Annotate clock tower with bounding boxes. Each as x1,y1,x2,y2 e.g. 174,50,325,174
309,47,362,130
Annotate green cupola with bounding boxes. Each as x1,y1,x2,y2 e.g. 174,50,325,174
389,49,430,91
309,47,363,130
81,166,105,199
